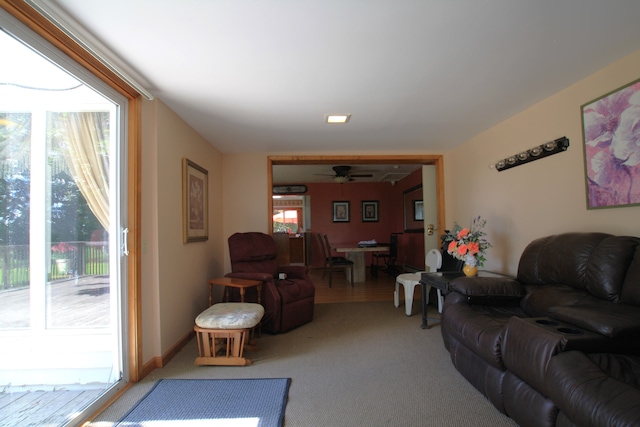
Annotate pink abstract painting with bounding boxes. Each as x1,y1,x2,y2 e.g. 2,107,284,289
582,79,640,209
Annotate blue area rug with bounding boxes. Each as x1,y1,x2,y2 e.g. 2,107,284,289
116,378,291,427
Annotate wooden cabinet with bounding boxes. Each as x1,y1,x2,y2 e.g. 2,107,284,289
289,235,305,264
274,233,306,265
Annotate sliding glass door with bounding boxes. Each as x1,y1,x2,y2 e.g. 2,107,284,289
0,12,128,427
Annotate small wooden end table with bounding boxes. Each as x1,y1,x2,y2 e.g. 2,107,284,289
208,277,262,307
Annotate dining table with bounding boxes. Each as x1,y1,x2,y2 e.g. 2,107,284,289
333,244,389,282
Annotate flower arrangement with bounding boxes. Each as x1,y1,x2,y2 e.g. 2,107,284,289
442,216,492,267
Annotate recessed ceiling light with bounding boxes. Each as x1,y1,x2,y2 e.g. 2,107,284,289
325,114,351,124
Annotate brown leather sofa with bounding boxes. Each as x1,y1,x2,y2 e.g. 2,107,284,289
225,232,315,334
440,232,640,427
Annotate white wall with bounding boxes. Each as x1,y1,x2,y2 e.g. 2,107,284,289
444,49,640,275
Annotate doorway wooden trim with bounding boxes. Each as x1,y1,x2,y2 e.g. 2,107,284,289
267,155,445,239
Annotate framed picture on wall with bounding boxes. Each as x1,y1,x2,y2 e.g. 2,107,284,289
361,200,379,222
183,158,209,242
581,77,640,209
332,201,350,222
413,200,424,221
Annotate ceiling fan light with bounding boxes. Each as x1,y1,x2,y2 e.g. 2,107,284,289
325,114,351,124
334,176,349,183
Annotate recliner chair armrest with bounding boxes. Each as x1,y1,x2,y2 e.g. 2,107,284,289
225,272,274,282
449,277,525,306
278,265,309,279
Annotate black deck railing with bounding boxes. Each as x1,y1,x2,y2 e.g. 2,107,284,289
0,241,109,290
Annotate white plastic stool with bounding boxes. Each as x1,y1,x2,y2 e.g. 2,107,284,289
394,249,443,316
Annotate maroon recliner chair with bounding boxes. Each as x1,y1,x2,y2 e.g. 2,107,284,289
225,232,315,334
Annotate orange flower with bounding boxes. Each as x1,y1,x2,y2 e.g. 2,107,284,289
448,241,458,253
467,242,480,255
457,228,470,239
456,244,468,255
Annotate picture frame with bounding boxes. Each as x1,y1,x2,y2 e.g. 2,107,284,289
332,201,350,222
361,200,379,222
362,200,378,222
182,158,209,243
581,77,640,209
413,200,424,221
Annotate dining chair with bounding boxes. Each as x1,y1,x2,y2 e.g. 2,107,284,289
372,232,400,277
317,233,354,287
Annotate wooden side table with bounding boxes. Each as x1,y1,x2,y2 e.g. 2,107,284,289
208,277,262,307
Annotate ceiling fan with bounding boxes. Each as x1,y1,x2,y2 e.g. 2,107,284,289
316,165,374,183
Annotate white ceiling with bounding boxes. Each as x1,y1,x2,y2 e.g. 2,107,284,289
44,1,640,155
272,163,422,185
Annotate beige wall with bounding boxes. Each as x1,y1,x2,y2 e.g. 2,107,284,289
141,99,224,361
444,49,640,275
140,49,640,363
221,153,271,272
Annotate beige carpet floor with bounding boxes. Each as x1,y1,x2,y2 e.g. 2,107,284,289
87,301,517,426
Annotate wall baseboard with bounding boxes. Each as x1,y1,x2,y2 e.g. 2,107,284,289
142,330,194,379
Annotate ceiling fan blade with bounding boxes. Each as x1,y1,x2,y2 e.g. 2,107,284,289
350,174,374,178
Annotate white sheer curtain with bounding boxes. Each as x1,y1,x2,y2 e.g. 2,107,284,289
59,112,109,230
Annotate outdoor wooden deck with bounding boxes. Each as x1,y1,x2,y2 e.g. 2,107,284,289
0,388,104,427
0,275,110,329
0,275,111,427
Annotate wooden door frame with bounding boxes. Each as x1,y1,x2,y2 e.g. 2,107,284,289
267,155,446,241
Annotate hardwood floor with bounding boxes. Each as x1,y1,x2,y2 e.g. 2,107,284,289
308,266,422,304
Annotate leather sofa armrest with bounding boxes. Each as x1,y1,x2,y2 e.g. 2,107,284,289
449,277,525,306
549,303,640,338
502,317,609,393
225,272,274,282
546,351,640,427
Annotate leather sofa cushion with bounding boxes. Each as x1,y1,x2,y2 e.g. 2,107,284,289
546,351,640,427
517,233,640,303
548,303,640,338
520,284,596,317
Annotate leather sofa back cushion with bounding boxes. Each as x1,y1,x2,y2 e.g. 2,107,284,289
517,233,640,303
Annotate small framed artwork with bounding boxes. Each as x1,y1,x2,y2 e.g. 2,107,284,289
581,77,640,209
332,201,350,222
362,200,379,222
183,158,209,243
413,200,424,221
